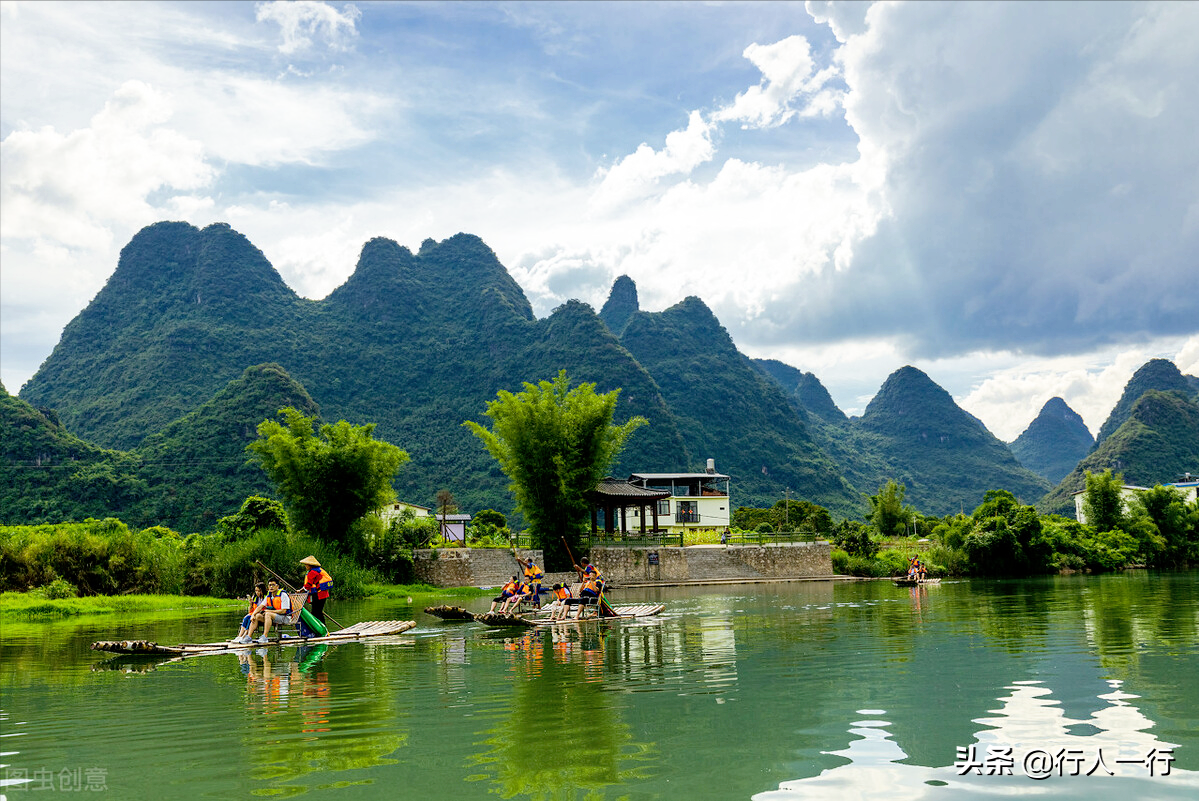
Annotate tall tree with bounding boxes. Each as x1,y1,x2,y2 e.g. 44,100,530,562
247,407,409,549
464,371,646,570
1083,469,1126,533
869,480,914,539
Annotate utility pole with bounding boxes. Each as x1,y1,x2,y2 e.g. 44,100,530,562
785,487,790,529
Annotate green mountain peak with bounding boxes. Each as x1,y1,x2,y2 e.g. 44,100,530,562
1009,397,1093,483
599,275,640,336
1096,358,1192,445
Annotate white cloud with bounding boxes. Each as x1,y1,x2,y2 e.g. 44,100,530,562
956,336,1199,442
172,74,385,167
712,35,838,128
255,0,360,54
0,80,214,250
591,111,715,209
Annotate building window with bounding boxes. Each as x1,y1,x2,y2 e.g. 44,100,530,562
656,499,670,516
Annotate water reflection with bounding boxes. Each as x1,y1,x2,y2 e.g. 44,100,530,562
240,645,407,798
756,679,1199,800
467,627,656,800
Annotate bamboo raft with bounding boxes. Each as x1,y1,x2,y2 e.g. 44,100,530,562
892,577,941,587
424,605,476,621
474,603,666,628
532,603,666,627
91,620,417,657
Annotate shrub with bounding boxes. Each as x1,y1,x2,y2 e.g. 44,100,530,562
33,578,79,600
0,519,186,595
833,520,879,558
218,495,288,542
473,509,508,530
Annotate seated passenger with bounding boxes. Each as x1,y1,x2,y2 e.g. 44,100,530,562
241,580,292,644
234,582,268,642
502,580,533,615
549,583,573,621
488,577,521,614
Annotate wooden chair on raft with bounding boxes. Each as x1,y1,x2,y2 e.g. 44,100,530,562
265,593,310,641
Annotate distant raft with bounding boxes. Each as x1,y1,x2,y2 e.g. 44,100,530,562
92,620,417,657
424,605,476,621
892,577,941,587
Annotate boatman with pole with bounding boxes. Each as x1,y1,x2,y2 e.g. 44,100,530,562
519,555,544,610
301,556,333,625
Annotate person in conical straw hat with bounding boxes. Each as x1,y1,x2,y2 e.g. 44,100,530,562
300,556,333,624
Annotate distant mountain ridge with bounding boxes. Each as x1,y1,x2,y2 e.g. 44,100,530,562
11,220,1150,529
1009,397,1094,483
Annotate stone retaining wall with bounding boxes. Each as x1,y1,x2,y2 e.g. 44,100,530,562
412,543,832,586
412,548,544,588
590,543,832,584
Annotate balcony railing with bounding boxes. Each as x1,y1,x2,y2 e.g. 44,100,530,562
675,510,700,523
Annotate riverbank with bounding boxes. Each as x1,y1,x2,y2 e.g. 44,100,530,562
0,584,494,622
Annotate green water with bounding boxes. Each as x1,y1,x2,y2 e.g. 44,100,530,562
2,572,1197,799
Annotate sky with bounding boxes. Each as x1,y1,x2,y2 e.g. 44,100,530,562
2,0,1197,442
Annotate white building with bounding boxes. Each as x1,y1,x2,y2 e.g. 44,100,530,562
624,461,731,535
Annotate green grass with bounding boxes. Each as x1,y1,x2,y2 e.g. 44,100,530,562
0,592,241,622
0,583,496,623
363,583,493,602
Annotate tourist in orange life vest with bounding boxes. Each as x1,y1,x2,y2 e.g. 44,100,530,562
575,557,602,596
550,583,574,621
502,579,535,615
489,576,521,614
301,555,333,623
235,581,268,642
242,579,292,643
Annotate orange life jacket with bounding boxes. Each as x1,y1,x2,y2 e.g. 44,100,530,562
305,567,333,600
554,586,571,601
265,591,289,612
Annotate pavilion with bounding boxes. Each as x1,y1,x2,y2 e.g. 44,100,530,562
587,477,670,535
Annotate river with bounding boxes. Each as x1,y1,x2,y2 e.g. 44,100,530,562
2,571,1196,799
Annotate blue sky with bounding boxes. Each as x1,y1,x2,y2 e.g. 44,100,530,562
2,1,1197,441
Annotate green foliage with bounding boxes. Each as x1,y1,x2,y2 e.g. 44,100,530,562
181,527,381,599
464,370,646,570
357,516,415,584
218,495,288,541
829,547,908,578
466,523,511,547
754,522,775,534
1078,529,1141,571
1083,470,1127,533
833,520,879,558
869,480,914,539
0,519,186,595
248,407,409,550
32,578,79,600
473,509,508,529
731,499,836,535
960,490,1051,575
1129,485,1199,567
384,511,438,550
